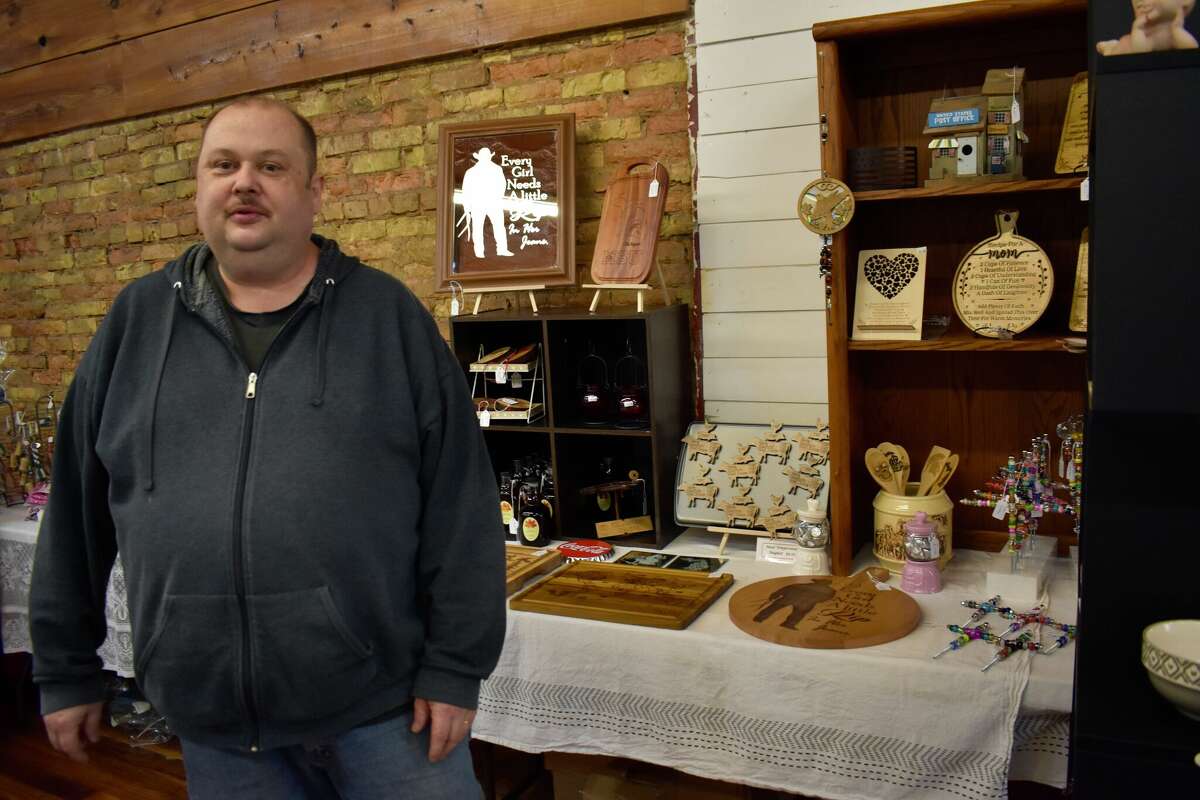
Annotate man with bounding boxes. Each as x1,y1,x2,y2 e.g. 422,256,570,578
458,146,513,259
29,97,506,799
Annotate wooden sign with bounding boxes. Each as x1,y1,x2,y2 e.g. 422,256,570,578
952,210,1053,338
505,545,563,595
509,561,734,629
1055,73,1089,175
797,177,855,235
728,568,920,649
591,160,669,284
851,247,927,341
1070,228,1088,332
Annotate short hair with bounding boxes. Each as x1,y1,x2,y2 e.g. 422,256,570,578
199,97,318,180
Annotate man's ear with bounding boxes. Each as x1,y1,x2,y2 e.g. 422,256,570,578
309,174,324,215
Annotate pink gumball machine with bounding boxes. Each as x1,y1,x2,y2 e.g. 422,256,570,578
901,511,942,594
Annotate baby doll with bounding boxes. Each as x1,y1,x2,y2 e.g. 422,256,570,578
1097,0,1198,55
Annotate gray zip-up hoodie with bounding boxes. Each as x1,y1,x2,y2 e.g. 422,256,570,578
30,235,506,751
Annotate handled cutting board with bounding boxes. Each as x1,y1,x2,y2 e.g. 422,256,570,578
729,568,920,648
591,160,669,284
505,545,564,596
509,561,733,629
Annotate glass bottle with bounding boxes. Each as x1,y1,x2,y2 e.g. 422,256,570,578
518,480,552,547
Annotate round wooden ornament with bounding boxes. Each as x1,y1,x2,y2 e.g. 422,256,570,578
952,210,1054,338
728,567,921,649
797,177,855,236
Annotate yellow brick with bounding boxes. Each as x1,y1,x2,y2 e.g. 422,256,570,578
128,130,164,150
90,176,125,196
627,60,688,89
126,222,144,243
321,203,345,222
321,133,365,157
175,179,196,199
29,186,58,203
116,262,154,281
72,197,105,213
73,250,108,269
577,117,640,143
442,87,503,113
108,225,127,244
141,243,177,260
139,146,175,168
367,126,424,150
344,85,383,112
72,162,104,180
141,186,173,203
343,220,388,241
120,119,157,135
160,221,179,239
95,136,126,157
343,200,368,219
401,147,426,168
296,91,336,117
350,151,401,174
153,163,189,184
175,140,201,161
67,318,100,335
385,216,434,237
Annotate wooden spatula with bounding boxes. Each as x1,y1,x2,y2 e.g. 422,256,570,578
864,448,898,494
917,446,951,495
927,453,960,496
878,442,910,494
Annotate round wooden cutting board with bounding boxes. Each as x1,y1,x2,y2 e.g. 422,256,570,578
729,569,921,648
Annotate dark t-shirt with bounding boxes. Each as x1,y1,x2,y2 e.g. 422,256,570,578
206,258,305,372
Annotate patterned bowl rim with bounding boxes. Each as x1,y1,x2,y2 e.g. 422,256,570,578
1141,620,1200,691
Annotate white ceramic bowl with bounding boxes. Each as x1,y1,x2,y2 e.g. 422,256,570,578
1142,619,1200,722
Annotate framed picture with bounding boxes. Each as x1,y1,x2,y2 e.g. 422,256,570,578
436,114,576,290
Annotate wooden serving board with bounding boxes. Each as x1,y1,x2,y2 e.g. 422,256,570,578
505,545,564,596
509,561,733,629
729,568,920,649
591,160,669,284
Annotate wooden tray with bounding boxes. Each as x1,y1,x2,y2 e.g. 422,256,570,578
505,545,564,596
591,160,669,284
509,561,733,629
728,568,920,648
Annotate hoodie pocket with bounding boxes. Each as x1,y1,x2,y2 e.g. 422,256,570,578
135,594,241,729
250,586,380,724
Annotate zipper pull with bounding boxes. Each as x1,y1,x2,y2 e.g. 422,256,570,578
245,373,258,399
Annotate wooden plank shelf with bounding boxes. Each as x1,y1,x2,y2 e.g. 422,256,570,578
855,177,1083,202
848,330,1085,352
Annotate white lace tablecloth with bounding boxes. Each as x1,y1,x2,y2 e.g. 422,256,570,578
0,506,135,676
474,532,1075,800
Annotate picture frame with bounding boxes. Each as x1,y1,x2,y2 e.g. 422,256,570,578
436,113,576,290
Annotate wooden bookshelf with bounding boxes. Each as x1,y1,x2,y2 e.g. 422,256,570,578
813,0,1088,576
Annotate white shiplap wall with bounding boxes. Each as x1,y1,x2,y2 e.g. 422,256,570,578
694,0,975,425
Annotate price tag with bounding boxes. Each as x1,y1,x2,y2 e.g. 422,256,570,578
479,409,491,427
450,298,460,316
930,535,941,558
756,538,800,564
495,365,507,384
992,499,1009,520
1010,98,1021,124
648,178,659,198
1080,177,1089,201
508,518,519,537
1032,504,1044,518
1066,462,1076,481
511,373,523,389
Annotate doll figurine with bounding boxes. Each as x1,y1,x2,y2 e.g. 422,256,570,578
1096,0,1198,55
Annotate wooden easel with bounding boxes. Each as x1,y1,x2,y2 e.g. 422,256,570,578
707,525,773,555
584,260,671,313
464,284,545,315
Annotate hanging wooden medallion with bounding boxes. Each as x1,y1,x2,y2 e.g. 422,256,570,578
797,177,855,235
952,210,1053,338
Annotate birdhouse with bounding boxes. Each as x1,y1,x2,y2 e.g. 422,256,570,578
980,67,1027,179
923,95,987,185
923,67,1028,186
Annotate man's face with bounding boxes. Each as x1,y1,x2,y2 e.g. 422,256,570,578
195,104,321,261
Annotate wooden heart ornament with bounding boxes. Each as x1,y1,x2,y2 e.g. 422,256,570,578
729,568,920,648
864,252,920,299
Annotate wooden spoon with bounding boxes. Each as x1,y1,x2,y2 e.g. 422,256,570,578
878,442,910,494
917,453,945,496
864,448,898,494
927,453,960,496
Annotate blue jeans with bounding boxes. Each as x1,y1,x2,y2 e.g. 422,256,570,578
180,710,483,800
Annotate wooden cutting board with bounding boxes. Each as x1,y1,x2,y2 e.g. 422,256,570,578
591,160,669,284
505,545,564,596
729,568,920,648
509,561,733,629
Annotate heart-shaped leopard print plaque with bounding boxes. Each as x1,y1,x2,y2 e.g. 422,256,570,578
864,252,920,299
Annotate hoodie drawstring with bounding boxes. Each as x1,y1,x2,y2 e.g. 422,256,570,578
145,281,183,491
310,277,335,407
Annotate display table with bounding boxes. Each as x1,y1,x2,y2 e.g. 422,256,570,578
475,531,1074,800
0,507,135,676
3,504,1072,799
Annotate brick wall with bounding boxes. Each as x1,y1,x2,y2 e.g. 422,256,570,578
0,20,693,406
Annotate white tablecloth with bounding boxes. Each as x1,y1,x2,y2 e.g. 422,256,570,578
474,531,1075,800
0,507,135,676
2,504,1073,798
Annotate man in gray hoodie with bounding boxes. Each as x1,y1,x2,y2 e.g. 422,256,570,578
30,97,506,799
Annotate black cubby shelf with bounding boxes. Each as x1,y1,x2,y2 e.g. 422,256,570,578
449,306,692,549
